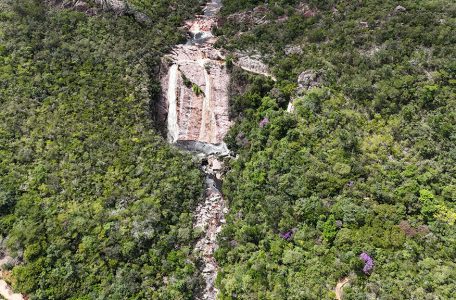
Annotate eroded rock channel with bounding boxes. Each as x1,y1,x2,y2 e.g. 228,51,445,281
159,1,230,299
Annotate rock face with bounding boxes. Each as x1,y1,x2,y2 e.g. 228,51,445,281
298,70,322,91
161,45,231,145
160,2,232,147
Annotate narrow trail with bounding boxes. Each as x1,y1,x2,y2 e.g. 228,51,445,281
233,63,277,81
335,277,350,300
0,279,24,300
0,257,24,300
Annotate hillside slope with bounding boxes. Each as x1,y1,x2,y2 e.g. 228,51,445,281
216,0,456,299
0,1,203,299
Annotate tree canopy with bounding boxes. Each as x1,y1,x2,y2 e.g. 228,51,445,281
216,0,456,298
0,1,204,299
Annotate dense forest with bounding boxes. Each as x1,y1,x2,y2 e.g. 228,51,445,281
0,0,205,299
216,0,456,299
1,0,455,299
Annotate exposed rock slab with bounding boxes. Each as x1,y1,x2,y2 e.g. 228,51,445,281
161,45,231,145
235,54,275,80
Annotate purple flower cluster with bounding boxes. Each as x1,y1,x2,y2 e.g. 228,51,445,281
259,117,269,128
359,252,374,274
279,230,294,241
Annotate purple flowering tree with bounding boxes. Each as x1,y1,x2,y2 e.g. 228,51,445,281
279,231,293,240
359,252,374,274
259,117,269,128
279,228,297,241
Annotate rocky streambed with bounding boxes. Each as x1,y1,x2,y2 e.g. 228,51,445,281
194,154,228,300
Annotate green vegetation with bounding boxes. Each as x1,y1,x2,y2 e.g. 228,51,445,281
128,0,200,24
216,0,456,299
192,83,205,97
0,0,204,299
1,0,455,299
182,73,193,88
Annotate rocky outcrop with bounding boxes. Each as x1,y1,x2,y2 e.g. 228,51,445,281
287,70,323,112
224,3,318,32
226,5,271,28
94,0,127,13
284,45,303,56
47,0,125,14
234,54,275,80
394,5,407,13
296,2,318,17
46,0,150,22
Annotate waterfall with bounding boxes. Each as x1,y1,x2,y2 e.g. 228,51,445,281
167,64,179,143
199,66,212,142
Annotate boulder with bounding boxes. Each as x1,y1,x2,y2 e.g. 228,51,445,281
394,5,407,13
359,21,369,28
94,0,128,14
236,55,270,76
297,70,322,90
132,10,151,24
0,256,14,270
284,45,303,56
